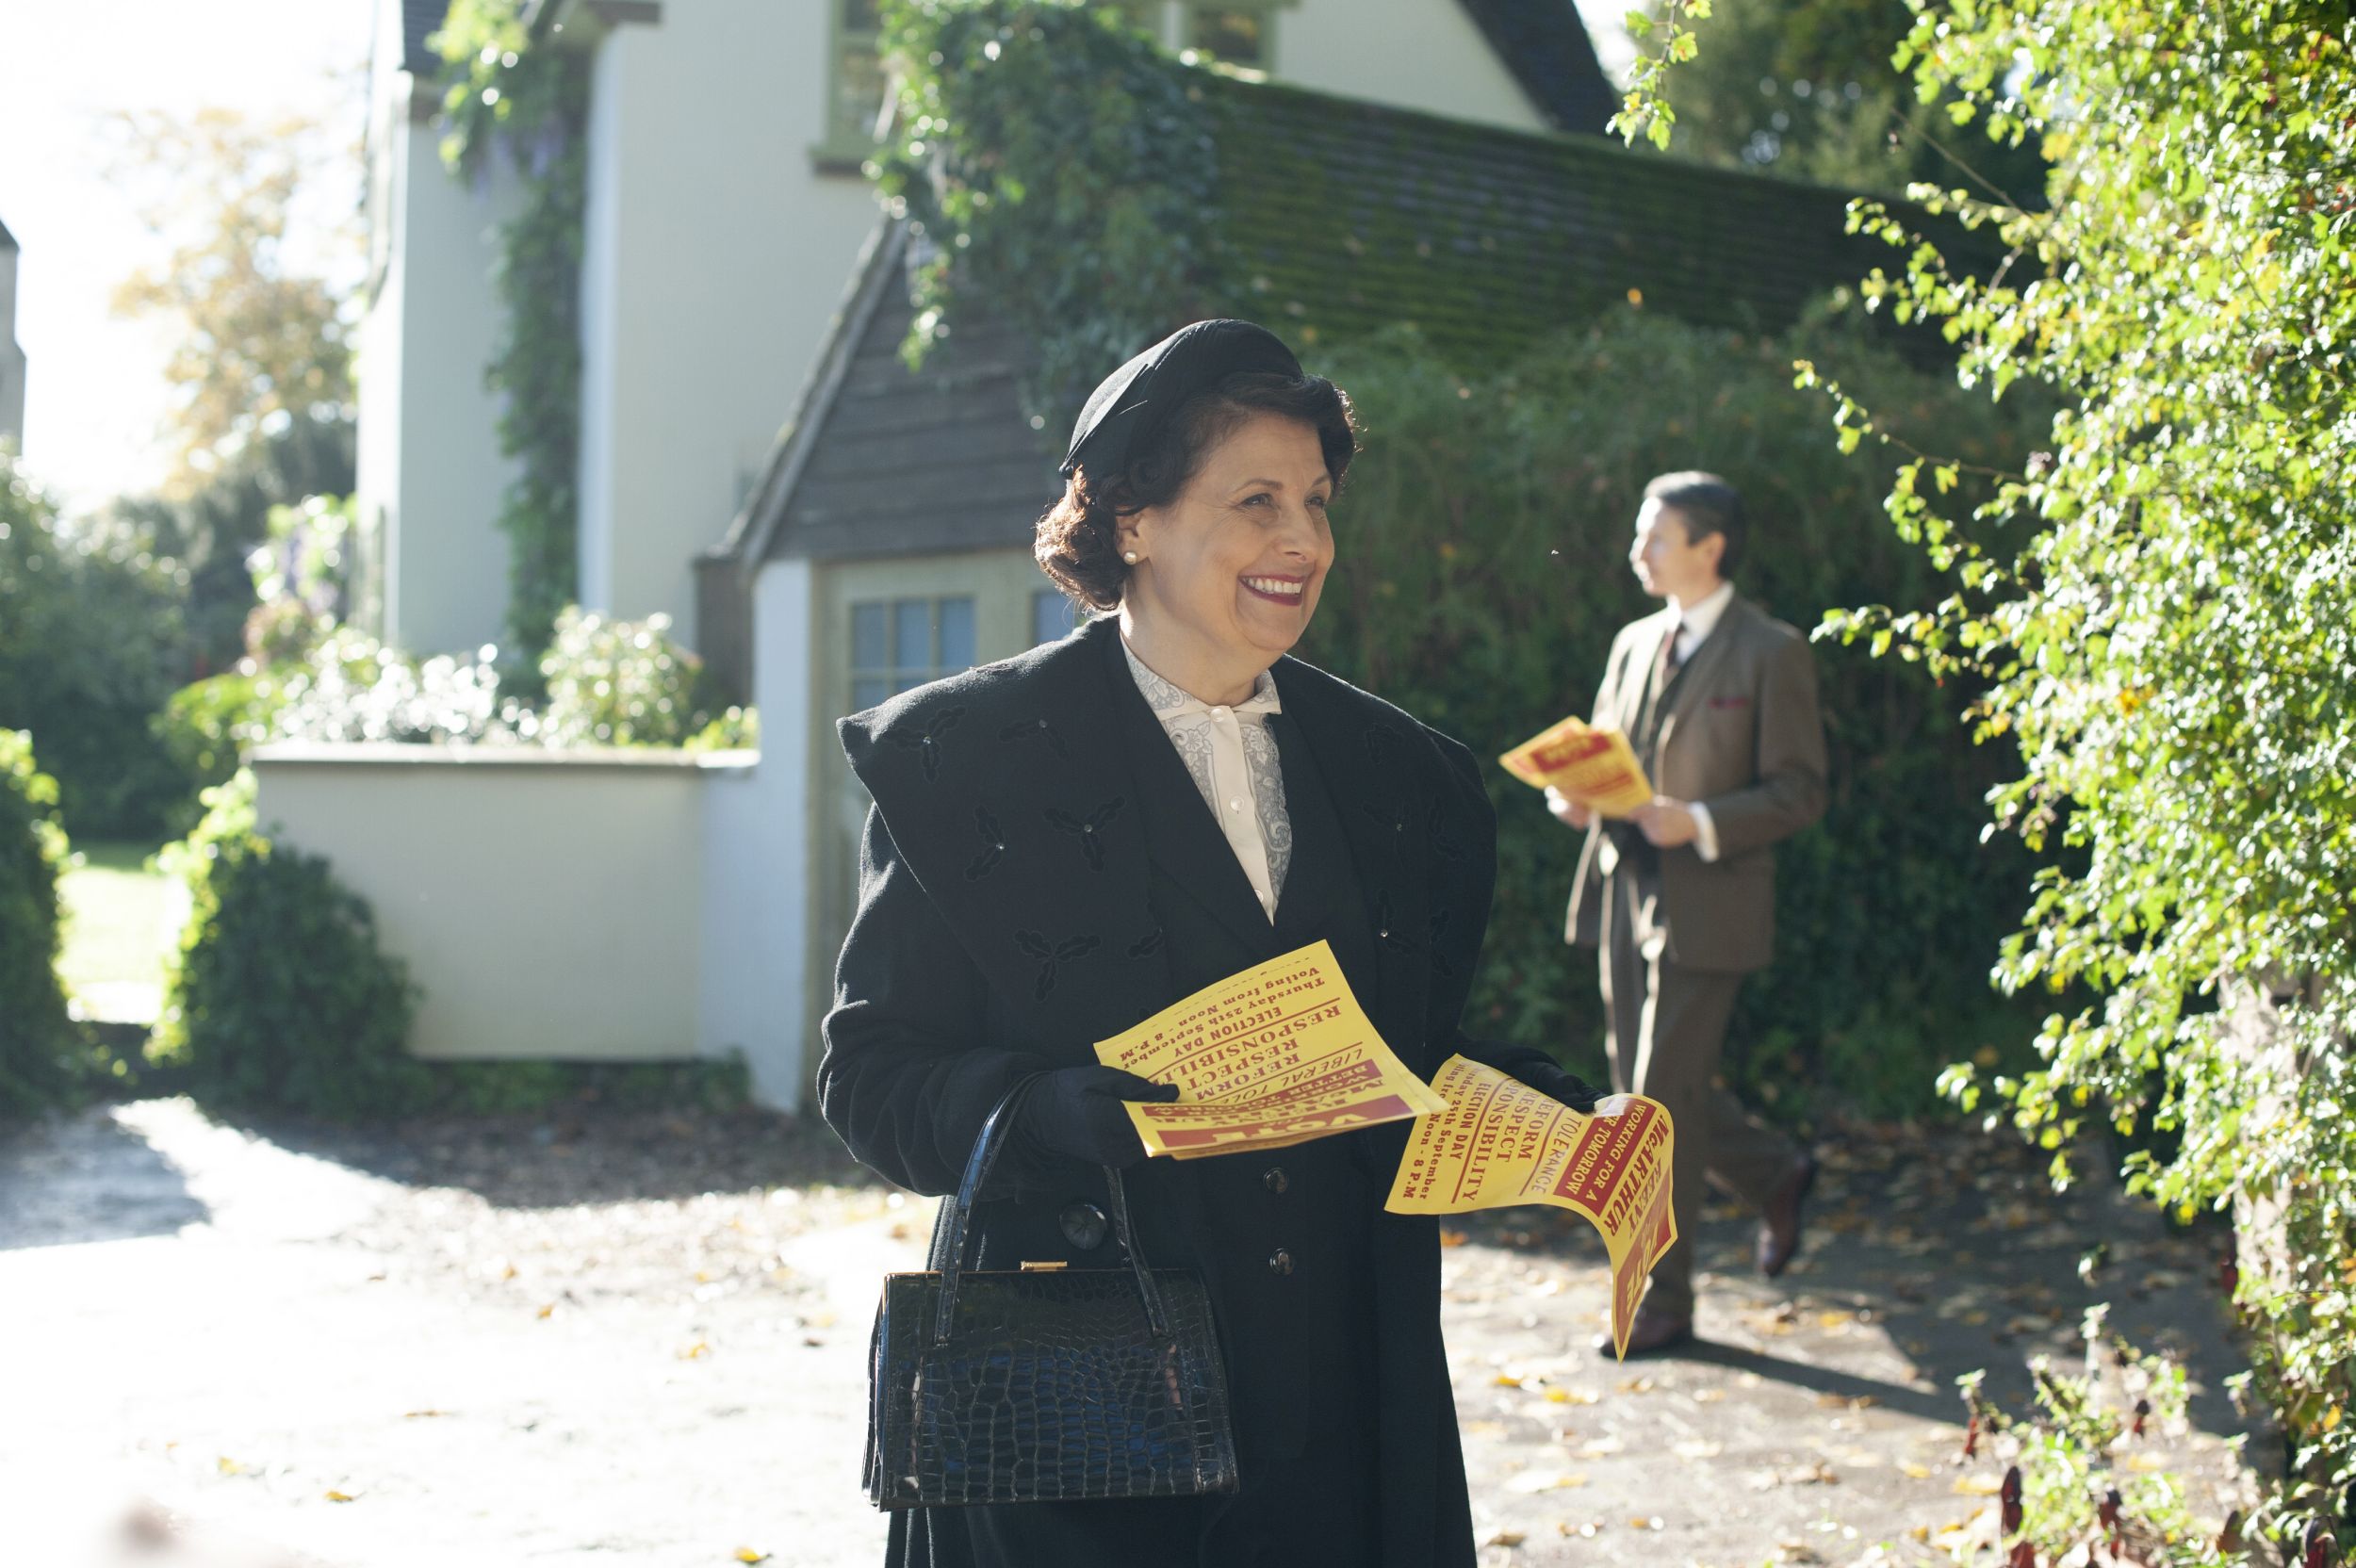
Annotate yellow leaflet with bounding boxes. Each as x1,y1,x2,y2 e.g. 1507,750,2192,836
1497,713,1654,816
1095,940,1447,1160
1384,1055,1677,1363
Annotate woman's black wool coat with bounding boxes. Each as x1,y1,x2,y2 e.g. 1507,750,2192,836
822,617,1567,1568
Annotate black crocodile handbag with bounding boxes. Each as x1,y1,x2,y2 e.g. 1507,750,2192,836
862,1078,1240,1511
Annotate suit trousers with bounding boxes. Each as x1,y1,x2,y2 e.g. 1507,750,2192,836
1597,866,1796,1319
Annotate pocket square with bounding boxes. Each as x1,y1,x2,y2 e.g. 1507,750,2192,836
1708,695,1752,710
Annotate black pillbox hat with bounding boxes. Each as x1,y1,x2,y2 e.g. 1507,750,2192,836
1059,318,1303,480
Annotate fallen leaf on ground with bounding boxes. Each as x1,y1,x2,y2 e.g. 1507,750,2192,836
679,1341,712,1360
402,1410,449,1419
1955,1476,2003,1495
1628,1516,1664,1531
1672,1440,1723,1460
735,1551,770,1564
324,1490,356,1503
1486,1529,1526,1547
1903,1463,1934,1479
1506,1472,1588,1493
1546,1388,1595,1405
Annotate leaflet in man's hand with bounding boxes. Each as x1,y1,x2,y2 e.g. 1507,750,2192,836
1384,1055,1678,1360
1498,714,1654,816
1093,940,1448,1161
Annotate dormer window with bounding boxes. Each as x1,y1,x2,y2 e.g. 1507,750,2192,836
1187,6,1275,71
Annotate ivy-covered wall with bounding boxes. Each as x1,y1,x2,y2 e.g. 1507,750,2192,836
435,0,590,679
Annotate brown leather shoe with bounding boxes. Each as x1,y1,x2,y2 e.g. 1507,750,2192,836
1595,1305,1693,1358
1757,1152,1819,1278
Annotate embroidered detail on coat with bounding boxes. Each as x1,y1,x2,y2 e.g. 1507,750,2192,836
1044,796,1125,872
1428,907,1455,976
1126,927,1166,959
886,706,966,783
1016,930,1101,1001
998,716,1070,759
965,806,1006,881
1374,893,1417,954
1427,797,1464,860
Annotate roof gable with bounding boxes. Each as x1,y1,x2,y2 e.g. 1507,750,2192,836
402,0,452,77
1451,0,1616,136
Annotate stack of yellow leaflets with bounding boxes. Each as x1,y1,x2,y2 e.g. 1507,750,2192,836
1498,713,1654,816
1385,1055,1678,1361
1095,941,1679,1359
1094,940,1448,1160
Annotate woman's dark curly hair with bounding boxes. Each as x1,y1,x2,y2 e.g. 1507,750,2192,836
1036,370,1360,612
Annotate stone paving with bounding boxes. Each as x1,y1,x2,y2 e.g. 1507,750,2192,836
0,1099,2257,1568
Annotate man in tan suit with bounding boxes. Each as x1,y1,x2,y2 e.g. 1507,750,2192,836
1550,472,1827,1354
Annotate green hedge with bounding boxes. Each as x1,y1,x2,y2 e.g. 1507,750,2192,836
0,730,82,1117
1300,310,2051,1119
155,771,430,1119
0,456,193,841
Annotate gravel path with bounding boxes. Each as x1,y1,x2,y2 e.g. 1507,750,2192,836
0,1099,2258,1568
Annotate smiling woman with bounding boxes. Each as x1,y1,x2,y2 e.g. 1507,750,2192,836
813,318,1606,1568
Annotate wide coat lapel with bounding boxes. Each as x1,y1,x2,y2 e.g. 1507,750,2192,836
838,618,1174,1058
1652,594,1752,760
1268,657,1438,1074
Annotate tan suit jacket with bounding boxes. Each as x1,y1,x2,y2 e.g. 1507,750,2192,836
1564,592,1827,973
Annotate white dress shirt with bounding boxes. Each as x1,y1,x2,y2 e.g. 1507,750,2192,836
1664,580,1736,863
1121,639,1291,921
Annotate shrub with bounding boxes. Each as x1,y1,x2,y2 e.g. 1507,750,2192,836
0,730,81,1118
537,606,750,749
0,455,196,840
1300,310,2052,1119
155,770,430,1119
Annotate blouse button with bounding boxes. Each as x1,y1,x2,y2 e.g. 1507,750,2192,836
1228,799,1242,812
1211,706,1229,718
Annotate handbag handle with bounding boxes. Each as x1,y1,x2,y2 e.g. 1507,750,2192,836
931,1075,1174,1347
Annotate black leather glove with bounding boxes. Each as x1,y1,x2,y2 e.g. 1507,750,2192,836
1485,1049,1607,1113
1014,1067,1180,1168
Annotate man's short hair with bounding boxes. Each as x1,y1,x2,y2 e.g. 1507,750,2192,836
1644,471,1746,579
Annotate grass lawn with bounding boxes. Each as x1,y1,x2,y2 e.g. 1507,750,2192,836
57,841,187,1025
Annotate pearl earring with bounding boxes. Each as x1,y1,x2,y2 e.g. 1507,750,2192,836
1123,551,1138,564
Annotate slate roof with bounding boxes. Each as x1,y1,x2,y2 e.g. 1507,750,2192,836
1211,74,1963,367
1451,0,1616,136
712,69,1989,589
402,0,451,77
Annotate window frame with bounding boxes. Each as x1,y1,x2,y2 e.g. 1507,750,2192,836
812,0,889,174
1183,1,1284,73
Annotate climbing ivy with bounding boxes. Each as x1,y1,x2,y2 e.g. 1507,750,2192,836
875,0,1224,436
436,0,589,679
1633,0,2356,1545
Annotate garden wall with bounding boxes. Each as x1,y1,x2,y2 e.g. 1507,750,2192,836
250,742,804,1108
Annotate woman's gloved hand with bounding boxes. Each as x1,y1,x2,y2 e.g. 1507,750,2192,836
1487,1051,1606,1114
1015,1067,1181,1168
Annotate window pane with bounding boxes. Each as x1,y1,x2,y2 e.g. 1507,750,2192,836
1191,8,1267,67
831,43,887,142
1032,591,1075,646
893,598,932,670
851,603,887,671
893,674,926,695
851,677,889,711
937,596,976,671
